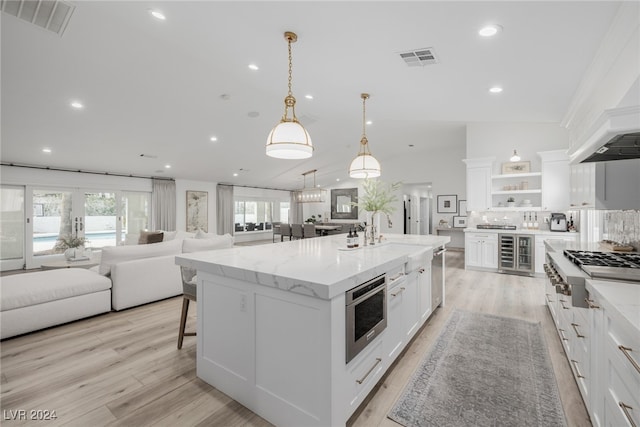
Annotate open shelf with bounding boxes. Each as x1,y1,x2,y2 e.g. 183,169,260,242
491,172,542,180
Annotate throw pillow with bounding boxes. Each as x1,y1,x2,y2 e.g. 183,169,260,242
162,230,178,241
138,230,164,244
194,229,214,239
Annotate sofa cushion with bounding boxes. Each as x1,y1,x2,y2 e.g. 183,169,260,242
194,229,215,239
182,234,234,253
1,269,112,311
138,230,164,244
99,238,182,275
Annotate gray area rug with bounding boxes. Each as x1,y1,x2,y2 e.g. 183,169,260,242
388,310,567,427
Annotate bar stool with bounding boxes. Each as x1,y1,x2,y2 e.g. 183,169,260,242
177,266,197,349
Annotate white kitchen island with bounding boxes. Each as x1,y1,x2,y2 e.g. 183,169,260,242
175,233,449,427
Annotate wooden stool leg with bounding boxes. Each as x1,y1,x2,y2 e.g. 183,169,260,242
177,297,190,349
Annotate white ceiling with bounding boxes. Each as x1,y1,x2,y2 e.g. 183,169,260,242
1,1,622,190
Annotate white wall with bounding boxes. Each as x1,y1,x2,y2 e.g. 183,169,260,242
0,165,152,191
466,122,569,174
175,179,217,233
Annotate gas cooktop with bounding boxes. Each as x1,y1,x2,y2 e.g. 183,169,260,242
564,250,640,282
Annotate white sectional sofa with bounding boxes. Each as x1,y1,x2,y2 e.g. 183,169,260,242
0,232,234,339
1,269,112,339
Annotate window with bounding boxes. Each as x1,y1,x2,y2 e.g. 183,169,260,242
280,202,290,224
234,200,273,232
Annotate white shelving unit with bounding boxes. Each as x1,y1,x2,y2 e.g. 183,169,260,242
491,172,542,211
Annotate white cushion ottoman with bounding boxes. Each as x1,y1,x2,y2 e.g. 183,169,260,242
1,268,112,340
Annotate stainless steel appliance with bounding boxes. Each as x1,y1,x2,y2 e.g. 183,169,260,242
476,224,516,230
544,251,588,308
550,213,567,232
431,246,446,311
498,234,535,275
564,249,640,282
345,274,387,363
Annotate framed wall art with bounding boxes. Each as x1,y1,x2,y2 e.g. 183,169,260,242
501,161,531,174
458,200,467,216
437,195,457,213
453,216,467,228
331,188,358,220
186,190,208,232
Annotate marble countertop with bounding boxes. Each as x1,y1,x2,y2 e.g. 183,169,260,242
586,279,640,333
464,227,580,236
176,233,449,300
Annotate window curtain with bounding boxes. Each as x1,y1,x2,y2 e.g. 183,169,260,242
151,179,176,231
289,192,303,224
216,184,234,235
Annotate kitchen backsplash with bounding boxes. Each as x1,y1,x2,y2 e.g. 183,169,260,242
465,210,561,231
603,210,640,249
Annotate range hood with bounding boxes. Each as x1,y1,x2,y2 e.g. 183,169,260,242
569,106,640,164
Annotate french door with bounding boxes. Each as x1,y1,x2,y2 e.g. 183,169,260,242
0,185,26,271
20,187,149,270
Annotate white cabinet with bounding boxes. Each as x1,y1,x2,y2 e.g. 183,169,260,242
540,150,570,211
417,261,432,324
465,232,498,270
570,159,640,210
385,270,407,361
463,158,493,211
534,234,579,275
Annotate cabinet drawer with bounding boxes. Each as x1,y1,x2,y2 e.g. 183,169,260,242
604,356,640,427
347,340,384,406
605,313,640,389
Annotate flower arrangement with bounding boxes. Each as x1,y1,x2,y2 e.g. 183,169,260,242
353,179,401,216
55,234,88,250
305,214,322,223
507,197,515,203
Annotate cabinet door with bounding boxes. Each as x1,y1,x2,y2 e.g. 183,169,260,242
385,282,405,360
542,159,570,211
465,237,483,268
534,237,546,274
482,238,498,269
466,167,491,211
417,264,431,324
403,272,419,340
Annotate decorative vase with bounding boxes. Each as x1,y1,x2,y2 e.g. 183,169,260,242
64,247,83,260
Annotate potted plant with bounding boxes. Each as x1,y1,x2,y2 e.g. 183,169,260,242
305,214,321,224
353,179,401,243
506,197,516,208
55,234,88,260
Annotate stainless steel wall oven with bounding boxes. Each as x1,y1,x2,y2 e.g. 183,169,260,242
345,274,387,363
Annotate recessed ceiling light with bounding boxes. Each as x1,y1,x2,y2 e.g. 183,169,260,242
70,101,83,109
366,120,372,125
305,94,313,100
210,136,218,142
489,86,503,93
42,148,52,153
479,24,502,37
336,178,340,182
233,173,238,177
150,10,166,20
248,64,259,71
164,164,171,169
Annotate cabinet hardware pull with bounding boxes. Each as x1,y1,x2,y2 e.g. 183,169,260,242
545,294,554,303
619,345,640,375
560,300,570,310
389,273,404,282
584,298,600,309
418,268,425,274
558,329,569,341
619,402,637,427
356,358,382,384
391,287,406,297
571,323,585,338
570,360,585,378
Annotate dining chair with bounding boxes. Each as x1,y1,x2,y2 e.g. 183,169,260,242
303,223,316,238
272,222,282,242
177,266,197,349
279,224,291,241
291,223,304,240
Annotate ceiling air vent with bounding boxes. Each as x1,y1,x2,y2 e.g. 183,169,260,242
1,0,75,36
399,47,438,67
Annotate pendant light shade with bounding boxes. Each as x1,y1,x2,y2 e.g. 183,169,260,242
266,31,313,159
510,149,521,162
349,93,381,178
293,169,326,203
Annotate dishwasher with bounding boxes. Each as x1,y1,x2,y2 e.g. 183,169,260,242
431,245,446,311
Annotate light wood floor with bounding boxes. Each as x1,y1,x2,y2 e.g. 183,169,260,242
0,251,590,426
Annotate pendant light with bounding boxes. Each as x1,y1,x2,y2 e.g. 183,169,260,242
294,169,326,203
510,149,521,162
349,93,381,178
266,31,313,159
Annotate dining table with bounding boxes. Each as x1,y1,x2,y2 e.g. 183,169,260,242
314,224,342,236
